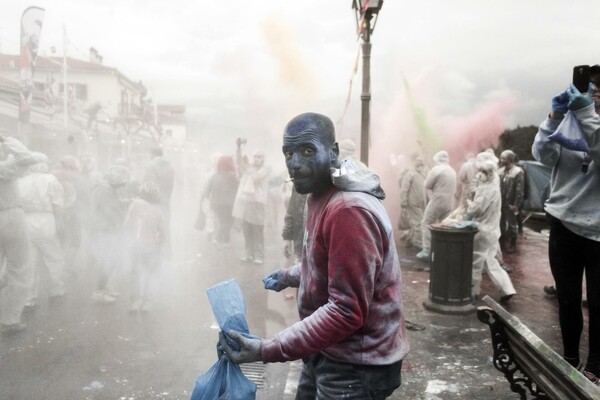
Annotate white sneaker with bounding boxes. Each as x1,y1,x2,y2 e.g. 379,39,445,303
416,251,430,262
92,291,116,304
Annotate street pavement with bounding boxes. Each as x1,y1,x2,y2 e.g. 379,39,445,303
0,196,589,400
387,227,568,400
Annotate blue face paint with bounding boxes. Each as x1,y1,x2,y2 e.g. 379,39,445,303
282,115,337,195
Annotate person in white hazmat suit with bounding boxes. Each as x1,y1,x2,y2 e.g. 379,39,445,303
18,152,66,309
0,136,37,333
399,156,427,249
89,165,130,304
455,153,477,211
465,152,516,302
416,150,457,261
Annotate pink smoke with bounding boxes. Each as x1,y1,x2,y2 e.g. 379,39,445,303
369,84,517,229
441,93,517,167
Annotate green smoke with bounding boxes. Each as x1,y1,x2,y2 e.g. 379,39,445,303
402,74,441,156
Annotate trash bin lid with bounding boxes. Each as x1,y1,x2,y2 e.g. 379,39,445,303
428,223,479,234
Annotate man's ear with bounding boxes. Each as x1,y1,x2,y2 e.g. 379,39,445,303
330,143,339,163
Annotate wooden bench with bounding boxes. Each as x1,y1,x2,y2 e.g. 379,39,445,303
477,295,600,399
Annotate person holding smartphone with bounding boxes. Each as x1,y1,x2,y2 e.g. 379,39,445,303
531,65,600,385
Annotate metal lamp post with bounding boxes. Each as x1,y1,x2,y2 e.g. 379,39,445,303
352,0,383,166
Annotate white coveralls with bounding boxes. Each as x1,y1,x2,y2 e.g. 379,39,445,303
420,151,456,255
399,163,426,249
455,155,477,211
232,150,271,262
468,165,516,298
0,137,36,326
19,159,66,304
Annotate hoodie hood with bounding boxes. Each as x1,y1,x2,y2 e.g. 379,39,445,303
25,152,49,174
27,162,48,174
475,151,498,173
330,158,386,200
60,155,80,171
106,165,130,186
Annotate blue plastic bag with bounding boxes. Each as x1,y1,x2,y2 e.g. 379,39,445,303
207,279,250,338
548,111,590,152
191,279,257,400
190,356,256,400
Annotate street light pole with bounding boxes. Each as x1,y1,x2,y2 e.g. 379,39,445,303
353,0,383,167
62,24,68,128
360,18,372,166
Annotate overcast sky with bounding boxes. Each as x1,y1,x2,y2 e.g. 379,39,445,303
1,1,600,167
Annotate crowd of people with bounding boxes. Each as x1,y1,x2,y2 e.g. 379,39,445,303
397,145,524,302
1,75,598,394
0,138,175,332
391,74,598,387
0,128,529,335
214,104,598,394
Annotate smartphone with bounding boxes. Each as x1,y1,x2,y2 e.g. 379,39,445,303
573,65,590,93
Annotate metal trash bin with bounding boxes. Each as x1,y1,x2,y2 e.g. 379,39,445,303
423,223,478,315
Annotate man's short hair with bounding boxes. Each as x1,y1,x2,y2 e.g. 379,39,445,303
501,149,515,163
285,113,336,145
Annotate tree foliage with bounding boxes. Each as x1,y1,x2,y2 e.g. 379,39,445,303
496,125,538,161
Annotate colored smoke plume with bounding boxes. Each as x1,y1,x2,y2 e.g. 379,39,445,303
258,13,321,156
261,13,318,97
441,92,517,167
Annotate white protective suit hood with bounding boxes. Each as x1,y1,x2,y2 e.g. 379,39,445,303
474,152,498,183
26,152,49,174
433,150,449,165
106,165,130,186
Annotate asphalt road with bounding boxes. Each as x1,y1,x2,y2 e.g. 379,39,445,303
0,188,299,399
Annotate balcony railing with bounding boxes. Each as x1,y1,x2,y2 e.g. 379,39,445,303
118,102,144,117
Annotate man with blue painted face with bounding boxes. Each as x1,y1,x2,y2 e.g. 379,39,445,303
218,112,409,399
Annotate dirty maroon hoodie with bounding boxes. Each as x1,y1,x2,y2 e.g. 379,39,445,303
261,160,409,365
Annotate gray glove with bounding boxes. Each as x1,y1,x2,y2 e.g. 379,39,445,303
218,330,262,364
